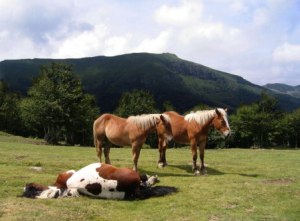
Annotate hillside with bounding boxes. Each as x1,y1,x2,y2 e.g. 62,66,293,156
1,53,299,112
263,83,300,98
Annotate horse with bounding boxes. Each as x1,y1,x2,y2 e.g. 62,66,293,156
157,108,231,175
22,163,177,200
93,113,172,171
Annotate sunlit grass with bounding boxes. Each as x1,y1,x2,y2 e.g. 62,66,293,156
0,133,299,221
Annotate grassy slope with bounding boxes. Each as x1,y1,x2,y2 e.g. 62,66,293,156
0,133,299,221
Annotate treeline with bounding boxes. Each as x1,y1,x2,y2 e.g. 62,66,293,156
0,62,299,148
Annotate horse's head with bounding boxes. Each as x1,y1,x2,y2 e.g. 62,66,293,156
212,108,231,137
22,183,48,198
155,114,173,142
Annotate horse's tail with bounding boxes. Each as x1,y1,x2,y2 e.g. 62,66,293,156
93,114,107,147
93,119,98,148
137,186,178,200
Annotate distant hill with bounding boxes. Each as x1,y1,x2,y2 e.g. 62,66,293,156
1,53,299,112
263,83,300,99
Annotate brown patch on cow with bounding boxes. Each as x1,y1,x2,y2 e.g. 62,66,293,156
262,178,295,185
85,183,102,195
54,171,74,189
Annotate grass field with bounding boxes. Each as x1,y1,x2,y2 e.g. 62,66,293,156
0,132,299,221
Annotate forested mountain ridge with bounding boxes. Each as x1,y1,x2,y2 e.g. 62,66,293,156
263,83,300,98
1,52,299,112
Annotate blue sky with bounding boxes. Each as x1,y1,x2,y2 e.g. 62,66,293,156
0,0,299,86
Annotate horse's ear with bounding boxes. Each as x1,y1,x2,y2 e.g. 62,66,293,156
215,108,221,116
160,115,166,123
224,107,228,112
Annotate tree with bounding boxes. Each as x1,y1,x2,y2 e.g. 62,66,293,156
114,89,158,117
278,109,300,147
162,101,175,112
20,63,99,145
230,93,281,147
0,80,23,134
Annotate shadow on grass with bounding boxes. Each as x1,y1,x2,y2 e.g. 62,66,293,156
140,164,260,178
139,168,192,177
169,164,225,175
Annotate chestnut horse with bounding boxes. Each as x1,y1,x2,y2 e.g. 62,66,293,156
93,113,172,171
22,163,175,200
157,108,231,175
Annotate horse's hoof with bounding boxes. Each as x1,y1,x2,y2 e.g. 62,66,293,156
158,162,168,168
200,168,207,175
194,170,201,176
157,163,165,169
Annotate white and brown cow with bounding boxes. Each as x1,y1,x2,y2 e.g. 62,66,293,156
23,163,176,200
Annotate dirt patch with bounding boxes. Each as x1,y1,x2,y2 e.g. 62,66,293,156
15,155,26,160
208,215,220,221
262,178,295,185
29,166,43,172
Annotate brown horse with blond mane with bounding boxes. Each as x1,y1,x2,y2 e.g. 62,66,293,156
157,108,231,175
93,113,172,171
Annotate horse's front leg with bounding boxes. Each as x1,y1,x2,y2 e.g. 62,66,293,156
190,139,200,175
132,142,142,171
198,138,207,175
158,137,168,168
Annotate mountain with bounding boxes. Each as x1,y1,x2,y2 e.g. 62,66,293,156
263,83,300,99
1,53,299,112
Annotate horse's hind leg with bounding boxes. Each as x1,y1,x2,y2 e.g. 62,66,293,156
95,137,103,162
104,141,111,164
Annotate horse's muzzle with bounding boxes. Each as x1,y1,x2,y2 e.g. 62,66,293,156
223,130,231,137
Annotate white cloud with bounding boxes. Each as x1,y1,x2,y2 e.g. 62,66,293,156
230,1,248,13
253,8,269,26
134,30,172,53
50,24,108,58
154,0,203,26
104,35,131,56
273,43,300,62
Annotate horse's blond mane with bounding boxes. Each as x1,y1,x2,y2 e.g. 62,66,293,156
127,114,170,130
184,108,228,125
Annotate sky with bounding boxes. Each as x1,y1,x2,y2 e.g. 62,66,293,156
0,0,300,86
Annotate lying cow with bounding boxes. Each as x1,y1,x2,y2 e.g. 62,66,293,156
23,163,177,200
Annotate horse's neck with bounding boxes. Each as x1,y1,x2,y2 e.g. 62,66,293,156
202,116,215,131
127,115,157,131
185,110,216,126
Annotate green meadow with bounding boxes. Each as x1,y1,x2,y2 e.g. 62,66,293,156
0,132,299,221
